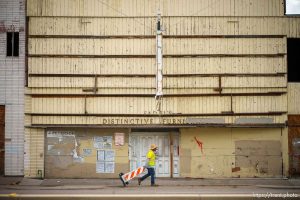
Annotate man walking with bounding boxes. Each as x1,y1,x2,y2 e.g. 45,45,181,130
138,144,158,186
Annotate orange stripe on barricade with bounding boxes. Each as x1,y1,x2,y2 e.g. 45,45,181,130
121,166,145,183
129,172,135,179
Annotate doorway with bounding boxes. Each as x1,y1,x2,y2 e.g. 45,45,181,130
129,132,179,177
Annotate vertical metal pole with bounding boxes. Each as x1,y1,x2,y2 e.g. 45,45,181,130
170,132,174,178
155,11,163,99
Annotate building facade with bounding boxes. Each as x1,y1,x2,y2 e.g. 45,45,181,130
25,0,300,178
0,0,25,176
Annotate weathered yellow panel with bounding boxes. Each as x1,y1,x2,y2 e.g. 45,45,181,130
165,17,286,35
222,76,287,88
164,57,286,74
29,17,156,36
233,95,287,113
30,96,231,114
31,98,85,114
29,38,286,55
28,88,287,96
28,77,220,89
286,17,300,38
28,57,156,75
29,95,287,115
29,57,286,75
28,38,155,55
24,128,45,178
28,76,286,89
164,38,285,55
29,17,289,36
288,83,300,114
27,0,284,17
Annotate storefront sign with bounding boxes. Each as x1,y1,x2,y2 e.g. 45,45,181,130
101,118,186,125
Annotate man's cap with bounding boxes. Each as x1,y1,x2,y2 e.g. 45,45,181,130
150,144,158,150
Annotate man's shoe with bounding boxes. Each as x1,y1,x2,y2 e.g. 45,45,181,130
151,184,159,187
138,178,141,185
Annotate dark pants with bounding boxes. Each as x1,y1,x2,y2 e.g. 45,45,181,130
140,167,155,185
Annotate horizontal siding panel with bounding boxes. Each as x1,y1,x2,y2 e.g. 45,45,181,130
31,98,85,114
28,77,155,88
29,38,286,55
28,88,287,95
29,57,286,75
28,76,286,89
285,17,300,38
28,58,156,75
222,76,287,88
29,17,289,36
30,96,231,114
29,95,287,115
28,38,155,55
27,0,284,17
233,95,287,113
164,57,286,74
28,77,219,88
164,38,285,55
29,17,156,36
288,83,300,114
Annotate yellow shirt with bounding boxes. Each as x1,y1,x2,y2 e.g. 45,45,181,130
147,149,156,167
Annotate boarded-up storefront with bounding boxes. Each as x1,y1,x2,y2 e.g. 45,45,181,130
45,129,129,178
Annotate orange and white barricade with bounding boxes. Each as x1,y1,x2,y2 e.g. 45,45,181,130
119,166,145,187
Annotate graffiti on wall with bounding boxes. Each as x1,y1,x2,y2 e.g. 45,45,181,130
194,137,204,154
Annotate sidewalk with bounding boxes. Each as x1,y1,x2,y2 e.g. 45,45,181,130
1,176,300,189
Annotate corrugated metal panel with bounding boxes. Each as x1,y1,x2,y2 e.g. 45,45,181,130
222,76,287,88
30,96,231,114
288,83,300,114
28,76,221,89
28,38,286,55
24,128,45,177
164,57,286,74
164,38,285,55
29,17,289,36
28,38,155,55
28,76,286,89
27,0,284,17
285,17,300,38
28,87,287,95
233,95,287,113
29,17,156,36
28,57,286,75
0,0,25,176
29,95,287,115
28,58,156,75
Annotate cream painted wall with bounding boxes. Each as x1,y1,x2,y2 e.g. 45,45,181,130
180,128,286,178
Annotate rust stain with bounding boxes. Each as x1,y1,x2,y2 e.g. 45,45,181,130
232,167,241,172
